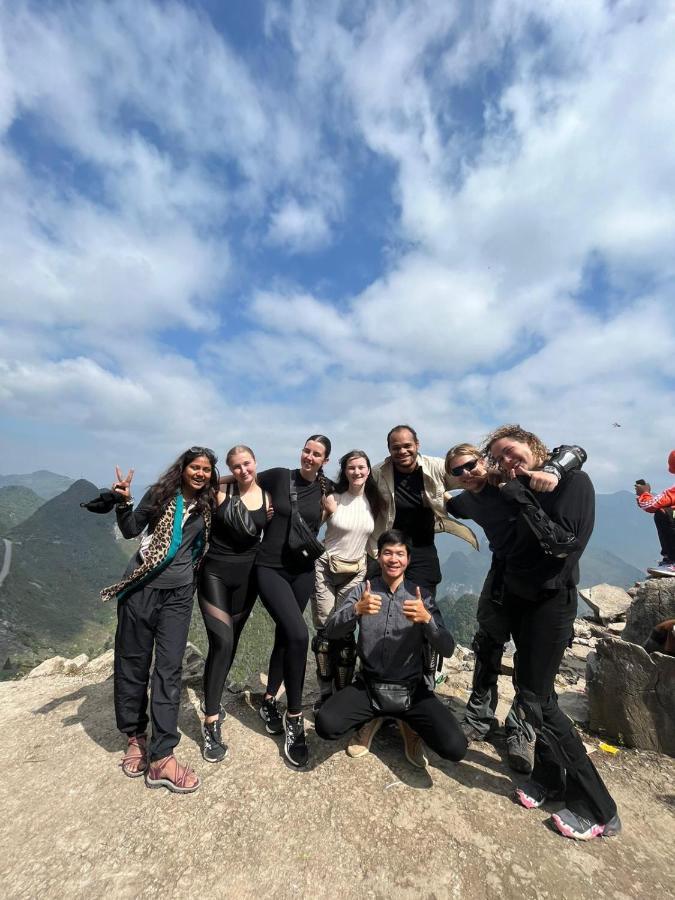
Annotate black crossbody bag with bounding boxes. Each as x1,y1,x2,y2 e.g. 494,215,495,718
221,483,263,541
287,471,325,563
364,676,418,715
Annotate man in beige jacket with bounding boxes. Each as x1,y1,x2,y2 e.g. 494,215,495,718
368,424,478,598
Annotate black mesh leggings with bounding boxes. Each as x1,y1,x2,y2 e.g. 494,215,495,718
198,557,257,717
255,565,314,715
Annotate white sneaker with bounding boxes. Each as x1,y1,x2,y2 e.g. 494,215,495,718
647,563,675,577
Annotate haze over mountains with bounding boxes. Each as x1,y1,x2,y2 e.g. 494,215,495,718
0,471,662,676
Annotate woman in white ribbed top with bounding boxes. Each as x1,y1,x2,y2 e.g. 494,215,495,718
311,450,382,708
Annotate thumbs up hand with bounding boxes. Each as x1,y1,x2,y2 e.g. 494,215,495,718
402,586,432,624
355,580,382,616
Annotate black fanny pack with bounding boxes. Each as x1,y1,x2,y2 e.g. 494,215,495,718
364,677,418,715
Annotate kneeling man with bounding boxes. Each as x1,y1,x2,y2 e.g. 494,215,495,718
315,529,467,765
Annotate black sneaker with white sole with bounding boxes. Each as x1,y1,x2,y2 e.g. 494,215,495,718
283,712,309,767
259,696,284,735
202,719,228,763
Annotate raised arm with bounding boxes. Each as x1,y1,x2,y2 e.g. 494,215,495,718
500,473,594,558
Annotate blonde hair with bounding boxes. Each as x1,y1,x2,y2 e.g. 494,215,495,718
445,443,482,477
226,445,256,466
482,425,548,468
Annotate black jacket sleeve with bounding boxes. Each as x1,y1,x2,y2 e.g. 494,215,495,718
500,472,594,557
115,489,155,539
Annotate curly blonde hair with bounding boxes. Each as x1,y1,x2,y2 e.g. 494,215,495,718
482,425,548,468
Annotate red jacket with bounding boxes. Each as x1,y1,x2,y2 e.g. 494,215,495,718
637,485,675,512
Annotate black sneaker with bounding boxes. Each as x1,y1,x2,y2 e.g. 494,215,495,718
283,712,309,767
202,720,228,763
259,696,284,735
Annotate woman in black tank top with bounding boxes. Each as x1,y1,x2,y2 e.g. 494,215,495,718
197,445,268,764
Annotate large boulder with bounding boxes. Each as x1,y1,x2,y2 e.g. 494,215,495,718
578,583,632,624
587,637,675,756
623,577,675,645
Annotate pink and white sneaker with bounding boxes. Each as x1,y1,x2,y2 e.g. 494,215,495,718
551,808,622,841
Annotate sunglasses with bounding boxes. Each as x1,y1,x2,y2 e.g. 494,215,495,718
450,459,480,477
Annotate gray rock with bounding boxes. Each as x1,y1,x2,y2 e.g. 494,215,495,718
623,578,675,645
578,583,632,624
62,653,89,675
587,637,675,755
83,649,115,677
25,656,67,678
181,641,205,682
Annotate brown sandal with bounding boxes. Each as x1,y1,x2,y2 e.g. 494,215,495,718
145,754,200,794
120,734,148,778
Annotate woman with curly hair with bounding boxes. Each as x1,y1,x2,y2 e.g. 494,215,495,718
484,424,620,841
101,447,218,794
311,450,382,710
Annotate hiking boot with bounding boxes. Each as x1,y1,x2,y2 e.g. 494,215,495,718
513,780,556,809
398,720,428,768
346,718,383,758
461,721,490,743
202,719,228,763
506,731,535,774
259,696,284,735
551,808,622,841
283,712,309,767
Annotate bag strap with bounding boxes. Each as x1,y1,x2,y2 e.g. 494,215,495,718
289,471,299,512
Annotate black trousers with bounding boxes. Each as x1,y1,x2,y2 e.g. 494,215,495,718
114,582,194,761
654,508,675,561
198,556,257,717
315,679,468,762
256,565,314,714
504,585,617,823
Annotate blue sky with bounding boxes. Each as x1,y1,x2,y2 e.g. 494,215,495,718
1,0,674,492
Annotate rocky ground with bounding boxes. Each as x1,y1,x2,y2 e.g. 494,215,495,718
1,638,673,900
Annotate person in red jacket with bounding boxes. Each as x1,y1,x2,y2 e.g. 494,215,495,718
635,449,675,577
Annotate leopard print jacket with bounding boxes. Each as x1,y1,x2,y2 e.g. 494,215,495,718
100,494,212,602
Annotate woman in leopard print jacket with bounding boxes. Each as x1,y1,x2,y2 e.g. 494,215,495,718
102,447,218,794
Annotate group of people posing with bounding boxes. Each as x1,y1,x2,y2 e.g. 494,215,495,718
97,424,621,842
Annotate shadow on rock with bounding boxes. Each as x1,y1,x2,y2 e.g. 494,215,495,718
32,676,120,753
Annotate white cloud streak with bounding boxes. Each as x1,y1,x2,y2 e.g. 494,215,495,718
0,0,673,492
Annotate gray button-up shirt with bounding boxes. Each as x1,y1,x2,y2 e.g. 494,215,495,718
323,576,455,682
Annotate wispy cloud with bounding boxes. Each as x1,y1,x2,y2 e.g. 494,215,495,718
0,0,673,490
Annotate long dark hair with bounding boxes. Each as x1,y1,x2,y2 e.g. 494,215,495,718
305,434,332,496
147,446,219,525
333,449,382,519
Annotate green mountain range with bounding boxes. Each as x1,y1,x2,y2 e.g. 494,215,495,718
0,480,130,676
0,470,75,500
0,486,44,536
0,470,662,683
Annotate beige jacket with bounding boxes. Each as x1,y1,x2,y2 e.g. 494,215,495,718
368,453,478,558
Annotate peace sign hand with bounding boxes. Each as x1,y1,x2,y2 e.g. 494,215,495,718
112,466,135,502
402,586,432,624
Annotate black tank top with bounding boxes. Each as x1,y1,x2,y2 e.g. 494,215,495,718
207,488,267,561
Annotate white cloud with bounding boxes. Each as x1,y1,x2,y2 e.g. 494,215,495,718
0,0,673,495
